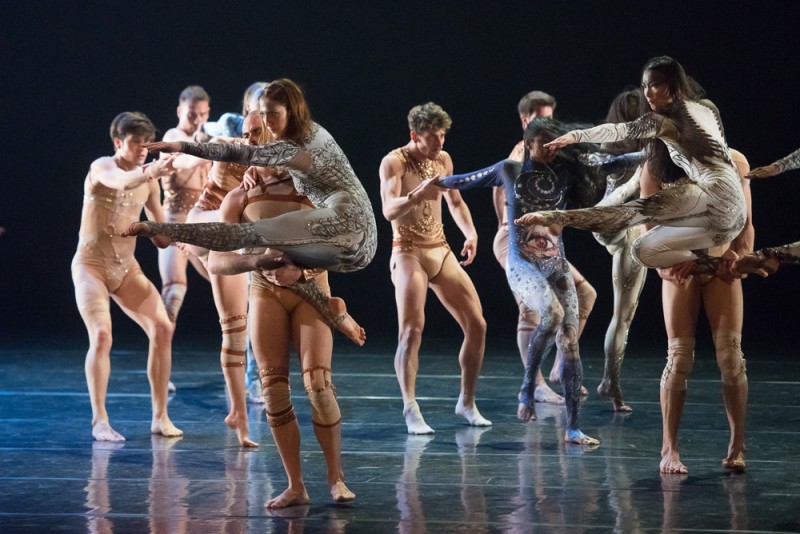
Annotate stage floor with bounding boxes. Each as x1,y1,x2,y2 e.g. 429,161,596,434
1,337,799,533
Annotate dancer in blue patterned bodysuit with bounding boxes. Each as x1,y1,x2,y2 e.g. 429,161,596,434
426,118,637,445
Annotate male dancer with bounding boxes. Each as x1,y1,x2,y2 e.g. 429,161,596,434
159,85,212,322
379,102,491,434
71,111,182,441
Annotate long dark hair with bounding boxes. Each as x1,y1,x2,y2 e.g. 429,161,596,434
639,56,723,182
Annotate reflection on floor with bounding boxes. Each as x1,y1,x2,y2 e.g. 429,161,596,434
1,338,799,533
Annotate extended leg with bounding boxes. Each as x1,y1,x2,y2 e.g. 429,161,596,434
659,337,695,474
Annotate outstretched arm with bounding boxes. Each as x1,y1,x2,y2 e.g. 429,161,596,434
91,155,174,190
747,147,800,178
546,115,669,151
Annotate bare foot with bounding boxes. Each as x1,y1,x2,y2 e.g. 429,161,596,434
534,382,564,404
455,394,492,427
151,416,183,438
330,479,356,503
123,222,173,249
265,486,310,509
549,365,588,395
517,397,537,422
660,451,688,474
224,413,258,448
92,420,125,442
597,380,632,412
565,429,600,445
403,401,434,435
722,450,746,472
329,298,366,346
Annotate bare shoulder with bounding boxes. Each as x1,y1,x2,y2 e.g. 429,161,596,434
729,148,748,167
379,150,404,178
89,155,115,174
161,128,184,142
440,150,454,172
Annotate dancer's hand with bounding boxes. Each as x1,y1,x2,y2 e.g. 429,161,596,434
263,264,303,287
143,155,176,181
143,141,182,154
657,262,693,285
746,164,780,179
407,177,442,203
716,249,742,283
241,167,263,192
460,236,477,266
543,132,577,151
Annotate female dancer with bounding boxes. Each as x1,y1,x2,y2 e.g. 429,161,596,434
212,169,356,508
592,88,647,412
417,117,607,445
516,56,746,272
124,78,376,273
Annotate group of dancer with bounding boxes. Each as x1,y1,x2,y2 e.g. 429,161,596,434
74,57,800,509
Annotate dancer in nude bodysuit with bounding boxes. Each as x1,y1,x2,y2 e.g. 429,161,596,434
72,111,182,442
380,102,490,434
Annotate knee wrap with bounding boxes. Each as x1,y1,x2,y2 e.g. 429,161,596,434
574,278,597,321
303,366,341,428
517,300,539,333
161,283,187,322
661,337,695,391
713,330,747,386
260,367,295,427
220,314,247,369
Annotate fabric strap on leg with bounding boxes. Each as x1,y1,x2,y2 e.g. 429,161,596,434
220,314,247,368
260,367,295,427
661,337,696,391
713,330,747,386
303,366,341,428
161,283,187,322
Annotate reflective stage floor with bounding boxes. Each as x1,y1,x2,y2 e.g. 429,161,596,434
1,338,799,533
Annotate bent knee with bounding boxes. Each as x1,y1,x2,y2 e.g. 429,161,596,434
661,337,695,390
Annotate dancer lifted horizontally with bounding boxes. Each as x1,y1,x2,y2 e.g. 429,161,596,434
516,56,746,274
124,78,377,274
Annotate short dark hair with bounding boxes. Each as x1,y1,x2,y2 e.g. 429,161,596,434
179,85,210,103
109,111,157,142
407,102,452,133
517,91,556,116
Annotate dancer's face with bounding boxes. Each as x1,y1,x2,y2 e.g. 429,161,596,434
264,99,289,139
115,134,152,168
177,99,210,134
528,135,556,164
641,70,673,112
520,105,554,130
411,128,446,160
242,114,269,145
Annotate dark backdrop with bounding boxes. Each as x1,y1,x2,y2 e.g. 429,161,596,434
1,1,798,353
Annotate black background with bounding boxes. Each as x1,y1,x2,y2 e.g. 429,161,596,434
1,1,798,353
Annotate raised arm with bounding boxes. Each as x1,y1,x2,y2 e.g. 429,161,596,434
90,156,173,191
747,147,800,178
436,160,505,190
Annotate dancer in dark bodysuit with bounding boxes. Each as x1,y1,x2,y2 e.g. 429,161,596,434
125,79,376,274
517,57,746,272
417,117,624,445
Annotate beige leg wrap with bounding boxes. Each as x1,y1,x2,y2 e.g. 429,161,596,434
161,282,187,322
714,330,747,386
661,337,696,391
220,314,247,369
303,366,341,428
260,367,296,427
574,277,597,322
